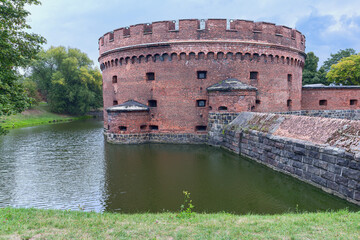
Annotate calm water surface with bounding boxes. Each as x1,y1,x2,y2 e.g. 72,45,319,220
0,119,359,214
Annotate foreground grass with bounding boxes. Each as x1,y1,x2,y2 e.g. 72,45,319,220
0,208,359,239
0,103,90,130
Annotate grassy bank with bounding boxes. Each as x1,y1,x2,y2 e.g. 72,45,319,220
0,208,359,239
0,103,90,130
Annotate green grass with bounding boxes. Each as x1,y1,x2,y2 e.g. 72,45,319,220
0,103,90,130
0,208,359,239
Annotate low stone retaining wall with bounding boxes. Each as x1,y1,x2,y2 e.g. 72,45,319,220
276,109,360,120
217,112,360,205
104,132,207,144
207,112,239,146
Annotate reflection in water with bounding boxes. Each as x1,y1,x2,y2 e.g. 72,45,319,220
0,119,359,214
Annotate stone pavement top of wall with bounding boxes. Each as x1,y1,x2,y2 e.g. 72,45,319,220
228,112,360,157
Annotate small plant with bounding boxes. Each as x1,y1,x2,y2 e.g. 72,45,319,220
177,190,195,219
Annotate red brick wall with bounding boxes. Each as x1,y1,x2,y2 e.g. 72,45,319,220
99,19,306,134
208,91,256,112
107,111,150,134
302,88,360,110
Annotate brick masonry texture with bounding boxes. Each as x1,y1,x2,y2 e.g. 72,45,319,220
208,112,360,205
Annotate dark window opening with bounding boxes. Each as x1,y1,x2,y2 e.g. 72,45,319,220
140,125,147,130
197,71,207,79
288,74,292,82
218,106,228,111
150,125,159,130
148,100,157,107
350,99,358,105
107,125,110,130
119,126,127,131
250,71,258,80
146,72,155,81
112,76,117,83
256,99,261,104
113,100,118,105
196,100,206,107
251,106,255,111
209,106,212,110
319,100,327,106
195,125,207,131
287,99,292,107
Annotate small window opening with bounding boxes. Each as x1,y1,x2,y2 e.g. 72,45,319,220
107,125,110,130
250,71,258,80
197,71,207,79
148,100,157,107
196,100,206,107
113,100,118,105
251,106,255,111
209,106,212,110
288,74,292,82
256,99,261,104
150,125,159,130
195,125,207,131
146,72,155,81
119,126,127,131
140,125,147,130
319,100,327,106
218,106,228,111
350,99,358,105
287,99,292,107
112,75,117,83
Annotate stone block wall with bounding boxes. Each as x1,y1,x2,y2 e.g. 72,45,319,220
210,112,360,205
207,112,239,146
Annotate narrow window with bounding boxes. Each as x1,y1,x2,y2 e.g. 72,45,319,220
218,106,228,111
113,100,118,105
146,72,155,81
288,74,292,82
119,126,127,131
250,71,258,80
287,99,292,107
319,100,327,106
148,100,157,107
150,125,159,130
196,100,206,107
350,99,358,105
140,125,147,130
256,99,261,104
197,71,207,79
195,125,207,131
112,75,117,83
107,125,110,130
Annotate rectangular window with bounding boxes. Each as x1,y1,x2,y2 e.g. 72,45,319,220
150,125,159,130
218,106,228,111
113,100,118,105
197,71,207,79
250,71,258,80
140,125,147,130
350,99,358,105
146,72,155,81
319,100,327,106
119,126,127,131
112,76,117,83
288,74,292,82
148,100,157,107
256,99,261,104
196,100,206,107
287,99,292,107
195,125,207,131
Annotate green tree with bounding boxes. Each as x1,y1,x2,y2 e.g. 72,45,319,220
28,46,102,115
0,0,46,134
322,48,356,72
327,54,360,85
302,52,319,85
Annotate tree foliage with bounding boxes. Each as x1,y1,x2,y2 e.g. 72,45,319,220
322,48,356,72
0,0,46,134
302,52,328,85
327,54,360,85
28,46,103,115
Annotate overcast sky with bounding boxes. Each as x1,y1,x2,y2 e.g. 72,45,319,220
26,0,360,68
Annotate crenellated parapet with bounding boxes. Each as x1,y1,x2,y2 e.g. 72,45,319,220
98,19,305,58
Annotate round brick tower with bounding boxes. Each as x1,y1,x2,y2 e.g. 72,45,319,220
98,19,306,143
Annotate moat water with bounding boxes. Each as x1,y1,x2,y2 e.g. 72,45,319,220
0,119,359,214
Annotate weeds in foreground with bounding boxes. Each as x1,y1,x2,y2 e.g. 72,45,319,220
177,191,195,219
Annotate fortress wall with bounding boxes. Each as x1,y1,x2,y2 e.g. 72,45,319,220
209,112,360,205
99,19,305,55
101,46,303,133
302,87,360,110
